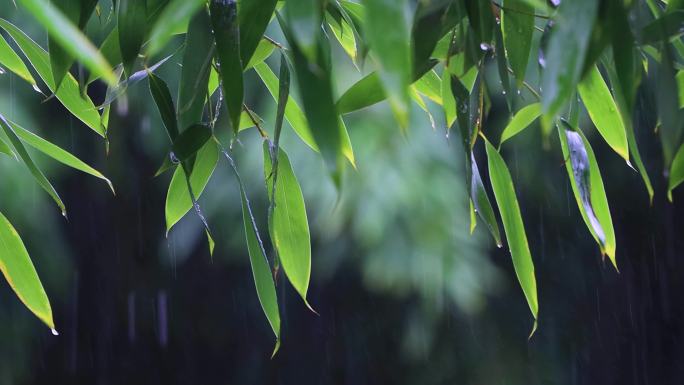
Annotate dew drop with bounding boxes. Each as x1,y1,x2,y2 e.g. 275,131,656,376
51,328,59,336
517,89,522,95
480,43,492,51
502,90,507,95
0,67,5,75
32,84,42,93
496,243,503,249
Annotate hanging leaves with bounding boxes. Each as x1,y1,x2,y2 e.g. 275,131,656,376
501,0,534,85
118,0,147,77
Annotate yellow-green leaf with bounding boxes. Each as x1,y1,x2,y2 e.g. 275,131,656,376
499,103,541,145
668,142,684,201
0,33,38,90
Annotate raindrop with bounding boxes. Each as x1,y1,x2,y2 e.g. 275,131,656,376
502,90,507,95
480,43,492,51
32,84,42,94
0,67,5,75
496,243,503,249
538,56,547,68
51,328,59,336
517,89,522,95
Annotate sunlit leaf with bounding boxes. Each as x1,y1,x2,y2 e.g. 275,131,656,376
577,65,629,162
0,33,38,89
263,143,311,306
118,0,147,77
165,140,219,231
0,211,54,330
210,0,243,136
558,121,617,268
0,136,14,158
145,0,207,57
499,103,541,145
413,69,442,105
326,11,356,63
361,0,411,128
484,140,538,326
245,39,275,71
9,120,114,194
16,0,116,85
668,143,684,201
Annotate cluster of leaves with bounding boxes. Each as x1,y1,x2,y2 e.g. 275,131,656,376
0,0,683,350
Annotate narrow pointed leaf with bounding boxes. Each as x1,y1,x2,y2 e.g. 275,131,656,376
0,137,14,157
577,65,629,162
484,140,538,324
146,0,207,57
469,152,502,247
118,0,147,77
326,11,357,63
238,0,277,66
501,0,534,84
47,0,79,89
0,18,104,136
245,39,275,71
499,103,541,145
16,0,116,85
9,120,113,193
263,143,311,305
171,124,212,162
668,143,684,201
210,0,243,136
148,72,179,141
166,140,219,231
361,0,411,128
0,211,54,330
413,69,442,105
0,30,38,88
558,122,617,267
284,0,321,62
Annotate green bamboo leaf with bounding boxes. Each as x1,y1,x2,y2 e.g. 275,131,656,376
577,65,629,162
326,11,357,63
16,0,116,85
284,0,321,62
469,152,502,247
0,18,104,136
0,114,65,215
222,149,281,354
210,0,243,136
245,39,275,71
484,140,538,327
177,8,213,132
263,143,311,306
558,121,617,268
86,27,122,86
413,69,442,105
540,0,598,125
0,34,38,90
668,143,684,201
148,72,179,142
501,0,534,85
9,120,114,194
0,211,54,331
361,0,411,128
411,1,460,74
640,10,684,44
165,140,219,231
441,68,456,128
118,0,147,77
47,0,79,89
0,137,14,158
499,103,541,145
238,0,277,66
677,70,684,108
146,0,207,57
494,22,513,111
172,124,212,162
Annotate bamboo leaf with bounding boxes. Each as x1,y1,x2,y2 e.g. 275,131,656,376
640,10,684,44
238,0,277,66
469,152,502,247
0,137,14,158
171,124,212,162
47,0,79,89
0,211,54,331
16,0,116,85
118,0,147,77
263,143,311,307
146,0,207,57
165,140,219,231
501,0,534,84
668,143,684,201
499,103,541,145
484,140,538,326
9,120,114,194
577,65,629,162
148,72,179,142
210,0,243,136
0,18,104,136
413,69,442,105
284,0,321,62
0,27,38,89
558,121,617,268
361,0,411,128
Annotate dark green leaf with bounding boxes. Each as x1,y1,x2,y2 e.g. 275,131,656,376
501,0,534,85
284,0,322,62
411,1,460,73
499,103,541,145
238,0,277,66
640,10,684,43
469,152,502,247
118,0,147,77
0,211,54,330
484,140,538,327
171,124,212,162
146,0,207,56
47,0,79,89
148,72,179,142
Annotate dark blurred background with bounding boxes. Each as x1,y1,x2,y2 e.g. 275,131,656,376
1,3,684,385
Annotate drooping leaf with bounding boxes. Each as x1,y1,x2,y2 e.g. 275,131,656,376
0,33,38,89
48,0,87,89
499,103,541,145
677,70,684,108
165,140,219,231
263,143,311,306
0,211,54,330
284,0,321,62
238,0,277,66
9,120,114,194
413,69,442,105
441,68,456,129
657,45,684,170
326,11,357,64
222,148,281,353
0,18,104,136
577,65,629,162
469,152,502,247
611,0,640,110
99,54,173,108
0,136,14,157
484,140,538,327
361,0,411,128
210,0,243,136
0,114,65,215
411,1,460,73
640,10,684,44
558,121,617,268
146,0,207,57
16,0,116,85
171,124,212,162
668,143,684,201
118,0,147,77
177,8,213,132
501,0,534,85
86,27,122,86
540,0,598,125
148,72,179,142
245,39,275,71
